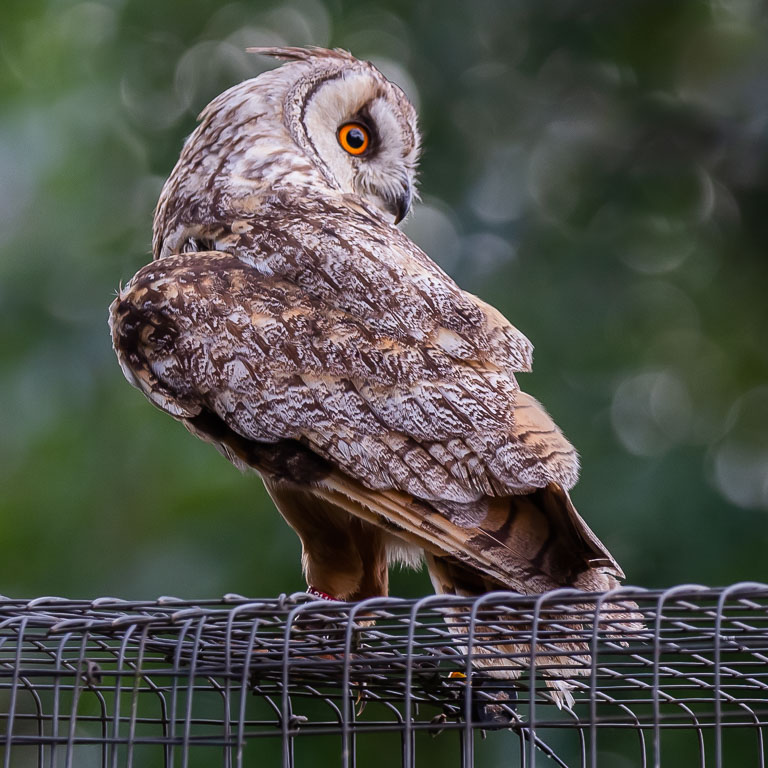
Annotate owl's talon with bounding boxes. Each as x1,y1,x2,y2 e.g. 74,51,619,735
445,672,519,727
355,685,367,716
429,712,448,736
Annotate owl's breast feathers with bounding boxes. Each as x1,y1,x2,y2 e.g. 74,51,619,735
110,230,627,595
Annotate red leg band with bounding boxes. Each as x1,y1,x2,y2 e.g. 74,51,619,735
306,585,341,601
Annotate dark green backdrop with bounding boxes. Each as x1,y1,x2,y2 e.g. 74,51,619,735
2,2,768,765
2,0,767,608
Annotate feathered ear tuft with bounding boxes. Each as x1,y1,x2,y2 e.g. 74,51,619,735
246,46,355,63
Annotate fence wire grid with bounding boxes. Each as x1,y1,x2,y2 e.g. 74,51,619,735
1,583,768,767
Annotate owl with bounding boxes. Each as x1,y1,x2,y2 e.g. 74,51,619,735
110,47,637,705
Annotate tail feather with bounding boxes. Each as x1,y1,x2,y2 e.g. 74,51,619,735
426,487,642,709
474,484,624,593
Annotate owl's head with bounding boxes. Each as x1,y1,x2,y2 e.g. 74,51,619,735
247,47,421,224
155,47,421,259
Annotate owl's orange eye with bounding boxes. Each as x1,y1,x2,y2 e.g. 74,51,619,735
337,123,370,156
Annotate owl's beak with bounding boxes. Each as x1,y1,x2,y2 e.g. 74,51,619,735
387,186,412,225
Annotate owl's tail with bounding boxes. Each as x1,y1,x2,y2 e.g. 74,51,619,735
424,489,642,709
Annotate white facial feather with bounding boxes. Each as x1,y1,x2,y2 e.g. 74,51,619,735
300,71,419,222
355,96,417,219
302,73,374,192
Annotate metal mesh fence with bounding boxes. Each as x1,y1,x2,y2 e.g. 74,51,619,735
1,583,768,767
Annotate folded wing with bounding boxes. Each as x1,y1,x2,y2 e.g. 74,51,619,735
110,250,619,591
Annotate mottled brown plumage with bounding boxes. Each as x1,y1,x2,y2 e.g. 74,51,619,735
110,47,637,706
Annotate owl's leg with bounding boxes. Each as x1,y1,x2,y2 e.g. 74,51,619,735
345,516,389,601
263,480,388,601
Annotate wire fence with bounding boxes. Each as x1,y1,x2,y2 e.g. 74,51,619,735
1,583,768,767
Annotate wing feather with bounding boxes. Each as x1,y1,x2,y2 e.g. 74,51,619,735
110,249,620,591
111,251,577,502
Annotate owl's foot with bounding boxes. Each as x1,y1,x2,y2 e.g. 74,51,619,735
445,671,519,727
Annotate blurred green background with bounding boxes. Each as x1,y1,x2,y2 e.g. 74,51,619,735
1,0,767,602
2,1,768,766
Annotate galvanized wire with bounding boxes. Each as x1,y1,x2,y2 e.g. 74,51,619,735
1,583,768,766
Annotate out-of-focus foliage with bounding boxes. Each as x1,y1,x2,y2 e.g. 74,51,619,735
2,0,767,602
2,2,767,765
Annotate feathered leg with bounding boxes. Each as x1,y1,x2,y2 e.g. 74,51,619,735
426,552,579,708
263,480,389,601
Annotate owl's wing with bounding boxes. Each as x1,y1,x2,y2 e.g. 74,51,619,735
195,203,535,379
111,250,621,591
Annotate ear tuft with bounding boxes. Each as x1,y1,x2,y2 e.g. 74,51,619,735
246,46,355,63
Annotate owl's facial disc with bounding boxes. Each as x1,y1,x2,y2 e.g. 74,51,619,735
299,70,419,224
